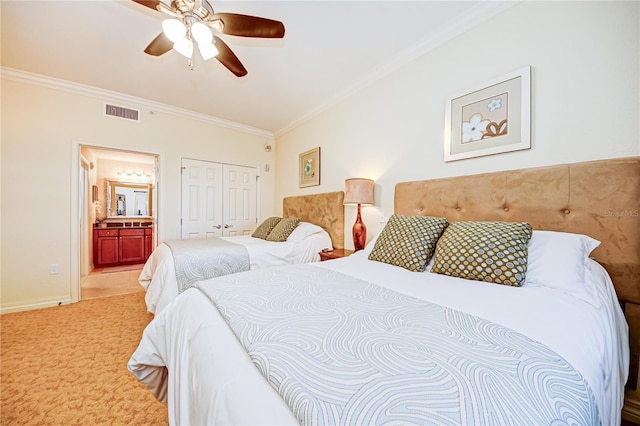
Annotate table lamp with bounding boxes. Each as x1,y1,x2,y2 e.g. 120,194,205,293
344,178,375,251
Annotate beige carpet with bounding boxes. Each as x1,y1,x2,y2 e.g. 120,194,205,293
1,292,167,425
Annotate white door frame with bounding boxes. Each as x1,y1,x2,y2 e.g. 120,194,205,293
80,155,90,277
70,140,162,303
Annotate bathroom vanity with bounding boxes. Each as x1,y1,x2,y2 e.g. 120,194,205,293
93,223,153,267
92,178,155,267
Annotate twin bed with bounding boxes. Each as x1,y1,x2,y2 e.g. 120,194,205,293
138,191,345,314
129,158,638,425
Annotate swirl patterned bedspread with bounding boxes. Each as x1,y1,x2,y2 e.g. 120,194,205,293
195,264,599,425
165,238,249,293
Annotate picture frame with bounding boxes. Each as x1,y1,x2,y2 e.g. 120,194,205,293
444,66,531,162
92,184,99,202
299,147,321,188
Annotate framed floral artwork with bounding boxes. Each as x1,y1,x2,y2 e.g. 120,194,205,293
444,66,531,162
299,147,320,187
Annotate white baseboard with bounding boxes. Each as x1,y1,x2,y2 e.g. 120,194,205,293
0,297,73,314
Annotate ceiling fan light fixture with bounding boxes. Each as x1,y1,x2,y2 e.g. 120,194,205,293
198,41,219,60
191,21,212,44
133,0,285,76
173,37,193,58
162,18,186,42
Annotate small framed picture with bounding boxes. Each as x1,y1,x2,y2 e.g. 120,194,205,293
92,185,99,202
299,147,320,188
444,66,531,162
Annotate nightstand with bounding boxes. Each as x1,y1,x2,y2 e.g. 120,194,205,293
319,248,354,261
623,300,640,424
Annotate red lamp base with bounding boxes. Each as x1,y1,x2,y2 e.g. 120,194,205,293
352,203,367,251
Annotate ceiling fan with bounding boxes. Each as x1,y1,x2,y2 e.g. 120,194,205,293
132,0,285,77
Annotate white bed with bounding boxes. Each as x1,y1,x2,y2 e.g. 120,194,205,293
128,159,638,425
139,228,332,314
129,244,628,425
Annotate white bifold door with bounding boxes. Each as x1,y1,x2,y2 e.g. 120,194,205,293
181,158,258,239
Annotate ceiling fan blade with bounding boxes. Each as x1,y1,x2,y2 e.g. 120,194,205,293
131,0,161,12
144,32,173,56
211,13,285,38
213,35,247,77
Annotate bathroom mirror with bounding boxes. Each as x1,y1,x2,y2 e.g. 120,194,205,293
106,180,152,217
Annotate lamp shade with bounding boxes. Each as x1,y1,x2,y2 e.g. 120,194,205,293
344,178,374,206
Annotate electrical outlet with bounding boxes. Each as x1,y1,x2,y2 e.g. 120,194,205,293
49,264,59,275
379,213,385,223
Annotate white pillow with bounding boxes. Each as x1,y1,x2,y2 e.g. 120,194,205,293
286,222,324,243
524,230,601,306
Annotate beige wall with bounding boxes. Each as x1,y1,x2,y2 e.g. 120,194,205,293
2,1,639,312
1,77,275,312
275,1,640,249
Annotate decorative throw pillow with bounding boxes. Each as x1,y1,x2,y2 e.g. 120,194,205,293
266,217,301,242
368,214,449,272
431,221,533,286
252,217,282,240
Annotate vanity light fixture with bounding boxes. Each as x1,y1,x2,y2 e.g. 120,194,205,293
344,178,375,251
117,170,152,183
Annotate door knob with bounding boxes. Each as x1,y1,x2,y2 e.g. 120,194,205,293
224,224,233,228
213,225,221,229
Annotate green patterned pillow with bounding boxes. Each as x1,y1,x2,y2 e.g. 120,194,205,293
252,217,282,240
266,217,300,242
368,214,449,272
431,221,533,286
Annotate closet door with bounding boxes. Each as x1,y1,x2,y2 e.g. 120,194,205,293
181,159,258,239
222,164,257,237
181,159,223,239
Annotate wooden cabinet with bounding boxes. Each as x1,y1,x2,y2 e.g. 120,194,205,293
93,226,153,267
624,301,640,424
95,229,119,265
144,228,153,259
119,229,146,263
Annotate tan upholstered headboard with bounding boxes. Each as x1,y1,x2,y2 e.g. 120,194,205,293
395,157,639,304
283,191,345,249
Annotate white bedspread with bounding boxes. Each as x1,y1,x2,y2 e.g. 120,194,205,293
129,253,628,426
139,232,332,314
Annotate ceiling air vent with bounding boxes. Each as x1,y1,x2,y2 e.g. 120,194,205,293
104,103,140,122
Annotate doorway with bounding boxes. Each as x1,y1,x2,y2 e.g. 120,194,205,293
78,145,159,300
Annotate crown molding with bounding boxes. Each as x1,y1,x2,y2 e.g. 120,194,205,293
1,67,274,140
275,1,519,137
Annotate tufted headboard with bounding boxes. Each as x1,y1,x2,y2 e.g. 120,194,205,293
394,157,639,304
283,191,345,250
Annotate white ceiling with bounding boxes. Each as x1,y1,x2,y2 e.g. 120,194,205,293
1,0,513,134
